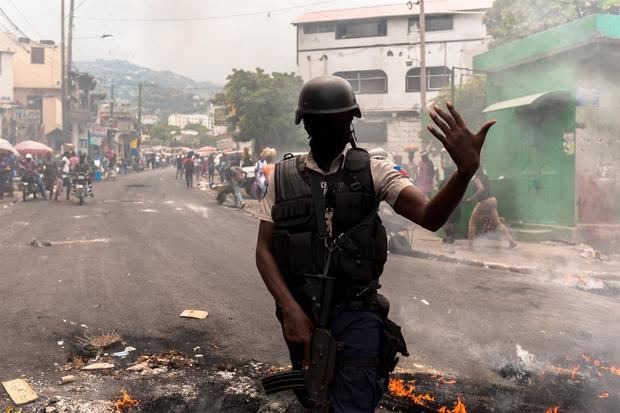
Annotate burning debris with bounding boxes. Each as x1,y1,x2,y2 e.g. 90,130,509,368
113,390,140,412
386,377,467,413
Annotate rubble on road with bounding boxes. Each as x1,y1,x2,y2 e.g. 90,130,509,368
2,379,38,405
82,362,115,371
179,309,209,319
134,351,195,369
75,330,122,350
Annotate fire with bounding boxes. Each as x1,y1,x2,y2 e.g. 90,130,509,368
598,392,609,399
545,407,560,413
388,378,435,406
438,376,457,385
570,365,580,381
611,366,620,376
438,397,468,413
113,390,140,412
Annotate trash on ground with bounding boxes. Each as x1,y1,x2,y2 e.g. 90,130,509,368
112,346,137,358
57,340,64,346
179,309,208,319
27,239,52,248
421,299,430,305
113,390,139,412
126,362,150,372
82,362,115,370
76,330,122,349
58,375,76,385
136,351,195,369
1,379,38,405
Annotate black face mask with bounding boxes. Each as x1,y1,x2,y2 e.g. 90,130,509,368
305,117,353,169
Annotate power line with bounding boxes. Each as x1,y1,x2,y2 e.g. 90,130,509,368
102,0,134,60
6,0,47,39
75,0,339,22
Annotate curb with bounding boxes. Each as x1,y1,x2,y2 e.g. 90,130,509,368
406,248,536,274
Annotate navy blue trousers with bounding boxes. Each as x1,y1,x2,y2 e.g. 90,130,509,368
278,309,385,413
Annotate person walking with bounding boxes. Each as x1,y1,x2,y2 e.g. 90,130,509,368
183,153,195,188
175,155,183,180
42,153,59,200
416,151,435,198
207,154,215,184
255,75,495,412
466,169,516,249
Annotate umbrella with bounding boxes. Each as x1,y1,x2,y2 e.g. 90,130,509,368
15,140,53,156
0,139,19,156
198,146,216,153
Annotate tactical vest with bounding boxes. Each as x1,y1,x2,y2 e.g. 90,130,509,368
271,148,388,302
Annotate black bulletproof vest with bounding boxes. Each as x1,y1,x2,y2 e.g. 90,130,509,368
271,148,388,299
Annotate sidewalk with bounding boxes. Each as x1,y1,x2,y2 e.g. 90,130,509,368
410,228,620,282
243,198,619,284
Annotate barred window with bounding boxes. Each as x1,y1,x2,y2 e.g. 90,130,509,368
334,70,387,94
336,18,387,39
406,66,451,92
409,14,454,32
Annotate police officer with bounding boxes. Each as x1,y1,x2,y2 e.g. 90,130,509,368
255,75,494,412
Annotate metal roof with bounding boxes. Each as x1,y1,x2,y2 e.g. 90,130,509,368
292,0,493,24
474,14,620,72
482,91,571,113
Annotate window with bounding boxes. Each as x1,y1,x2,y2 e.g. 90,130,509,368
31,47,45,64
406,66,451,92
409,14,454,32
334,70,387,94
336,19,387,39
303,23,334,34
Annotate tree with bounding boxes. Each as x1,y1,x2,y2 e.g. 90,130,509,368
213,69,307,152
484,0,620,46
148,124,180,146
420,77,487,152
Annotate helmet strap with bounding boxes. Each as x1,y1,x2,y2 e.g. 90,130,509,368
349,124,358,149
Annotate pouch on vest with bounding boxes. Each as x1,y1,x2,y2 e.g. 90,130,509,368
271,197,314,229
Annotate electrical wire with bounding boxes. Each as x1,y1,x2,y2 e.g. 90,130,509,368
75,0,340,22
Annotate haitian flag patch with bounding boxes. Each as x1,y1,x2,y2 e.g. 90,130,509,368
393,165,409,176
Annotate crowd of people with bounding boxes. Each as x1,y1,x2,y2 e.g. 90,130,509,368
173,147,277,209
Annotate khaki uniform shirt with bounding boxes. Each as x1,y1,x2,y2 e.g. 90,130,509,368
258,149,414,223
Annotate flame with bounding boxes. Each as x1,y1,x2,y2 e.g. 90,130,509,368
598,392,609,399
113,390,140,412
437,376,457,385
611,366,620,376
438,397,468,413
570,365,580,381
545,407,560,413
388,378,435,406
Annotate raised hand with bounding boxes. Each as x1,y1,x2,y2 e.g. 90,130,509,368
427,102,495,176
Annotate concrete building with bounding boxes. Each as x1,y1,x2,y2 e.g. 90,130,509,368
168,113,212,129
473,14,620,251
0,45,15,142
0,33,62,145
292,0,492,158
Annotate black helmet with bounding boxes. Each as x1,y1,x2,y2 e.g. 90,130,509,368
295,75,362,125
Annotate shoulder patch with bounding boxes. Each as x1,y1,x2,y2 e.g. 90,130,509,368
393,165,409,176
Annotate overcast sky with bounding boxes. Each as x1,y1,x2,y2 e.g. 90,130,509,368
3,0,405,84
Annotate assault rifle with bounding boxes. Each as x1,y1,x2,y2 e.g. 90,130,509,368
261,273,338,413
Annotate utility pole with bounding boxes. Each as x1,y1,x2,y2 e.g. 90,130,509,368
109,82,114,121
419,0,427,116
61,0,66,142
138,82,143,137
66,0,75,145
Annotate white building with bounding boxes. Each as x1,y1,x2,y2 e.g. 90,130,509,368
292,0,492,156
168,113,212,130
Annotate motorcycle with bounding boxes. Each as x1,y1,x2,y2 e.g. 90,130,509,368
21,174,38,201
72,173,88,206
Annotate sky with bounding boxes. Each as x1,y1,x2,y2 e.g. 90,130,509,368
1,0,407,84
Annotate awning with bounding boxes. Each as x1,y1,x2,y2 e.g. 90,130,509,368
483,91,571,113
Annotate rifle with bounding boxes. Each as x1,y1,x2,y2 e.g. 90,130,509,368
261,269,338,412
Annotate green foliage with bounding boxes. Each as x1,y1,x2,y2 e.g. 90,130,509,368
148,124,180,146
484,0,620,46
215,69,306,152
421,77,487,151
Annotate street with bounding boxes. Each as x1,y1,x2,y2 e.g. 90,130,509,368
1,169,618,412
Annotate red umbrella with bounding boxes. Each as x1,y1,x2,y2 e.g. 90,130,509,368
15,140,53,156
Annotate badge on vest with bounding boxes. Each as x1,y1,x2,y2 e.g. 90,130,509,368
393,165,409,176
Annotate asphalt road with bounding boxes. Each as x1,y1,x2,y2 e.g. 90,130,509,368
1,168,618,390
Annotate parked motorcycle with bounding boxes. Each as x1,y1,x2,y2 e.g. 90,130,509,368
72,173,88,206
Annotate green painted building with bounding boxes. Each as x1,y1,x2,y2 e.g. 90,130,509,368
472,14,620,250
